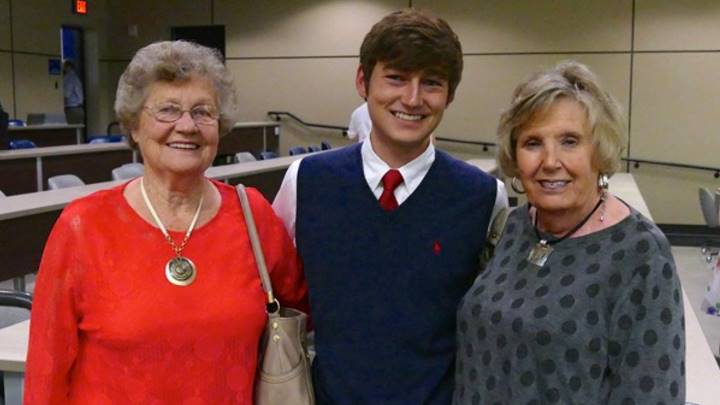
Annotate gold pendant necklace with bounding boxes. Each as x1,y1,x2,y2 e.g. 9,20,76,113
140,178,204,286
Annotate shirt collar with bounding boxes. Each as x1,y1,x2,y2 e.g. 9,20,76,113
361,135,435,192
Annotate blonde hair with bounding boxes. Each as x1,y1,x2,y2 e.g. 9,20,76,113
497,61,626,177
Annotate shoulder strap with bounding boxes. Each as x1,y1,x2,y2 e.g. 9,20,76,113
235,184,279,312
479,206,511,272
487,206,510,247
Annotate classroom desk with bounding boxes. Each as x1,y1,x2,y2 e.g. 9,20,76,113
0,122,280,196
611,173,720,405
0,154,302,281
8,124,84,147
0,143,137,195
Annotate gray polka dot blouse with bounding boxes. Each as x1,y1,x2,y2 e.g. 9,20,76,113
454,205,685,405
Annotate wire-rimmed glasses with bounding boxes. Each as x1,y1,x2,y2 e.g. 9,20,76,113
143,103,219,126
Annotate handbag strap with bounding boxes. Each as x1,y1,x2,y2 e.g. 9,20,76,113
236,184,280,313
478,206,511,272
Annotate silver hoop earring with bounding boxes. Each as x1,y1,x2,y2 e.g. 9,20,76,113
511,176,526,194
598,173,609,190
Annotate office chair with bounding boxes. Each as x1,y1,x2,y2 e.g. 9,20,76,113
699,187,720,262
0,290,32,330
48,174,85,190
307,145,321,153
259,151,279,160
112,163,144,180
288,146,307,156
9,139,37,149
320,141,332,150
235,152,257,163
0,290,32,310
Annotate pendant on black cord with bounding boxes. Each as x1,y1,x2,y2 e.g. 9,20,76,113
528,240,553,267
165,256,197,286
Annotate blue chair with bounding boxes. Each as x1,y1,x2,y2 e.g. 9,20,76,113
88,135,125,144
320,141,332,150
7,119,25,127
260,151,279,160
289,146,307,156
9,139,37,149
307,145,321,153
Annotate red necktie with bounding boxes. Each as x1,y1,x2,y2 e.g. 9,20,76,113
379,169,404,212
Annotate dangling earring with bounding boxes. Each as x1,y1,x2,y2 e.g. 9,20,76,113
511,176,526,194
598,173,609,222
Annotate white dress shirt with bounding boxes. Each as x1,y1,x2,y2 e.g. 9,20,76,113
346,103,372,144
272,138,508,241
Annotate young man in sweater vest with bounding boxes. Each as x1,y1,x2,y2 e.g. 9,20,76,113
273,9,508,404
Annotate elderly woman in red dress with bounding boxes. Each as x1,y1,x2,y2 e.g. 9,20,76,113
24,41,307,404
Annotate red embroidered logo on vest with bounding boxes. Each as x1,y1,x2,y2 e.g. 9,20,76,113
433,240,442,256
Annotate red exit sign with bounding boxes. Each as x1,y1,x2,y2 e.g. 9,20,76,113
72,0,88,15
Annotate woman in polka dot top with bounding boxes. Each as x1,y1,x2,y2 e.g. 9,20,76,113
454,61,685,404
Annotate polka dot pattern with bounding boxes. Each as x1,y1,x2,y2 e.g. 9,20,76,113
454,206,685,404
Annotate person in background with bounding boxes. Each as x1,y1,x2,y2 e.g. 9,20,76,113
454,61,685,404
62,59,84,125
24,41,307,403
0,100,8,149
273,9,507,404
347,101,371,143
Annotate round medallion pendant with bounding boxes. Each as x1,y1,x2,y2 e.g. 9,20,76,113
165,256,197,286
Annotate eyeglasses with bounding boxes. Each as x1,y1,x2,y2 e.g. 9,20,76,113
143,103,219,126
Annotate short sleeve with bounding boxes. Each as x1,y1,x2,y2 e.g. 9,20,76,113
271,159,301,242
347,107,360,140
606,232,685,403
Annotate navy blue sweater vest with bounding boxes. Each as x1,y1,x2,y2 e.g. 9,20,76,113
296,144,496,404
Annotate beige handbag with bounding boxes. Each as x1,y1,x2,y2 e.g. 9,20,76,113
236,185,315,405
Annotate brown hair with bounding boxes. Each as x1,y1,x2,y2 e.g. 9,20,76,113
359,9,463,101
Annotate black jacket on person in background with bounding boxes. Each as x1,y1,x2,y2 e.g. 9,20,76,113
0,102,8,150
